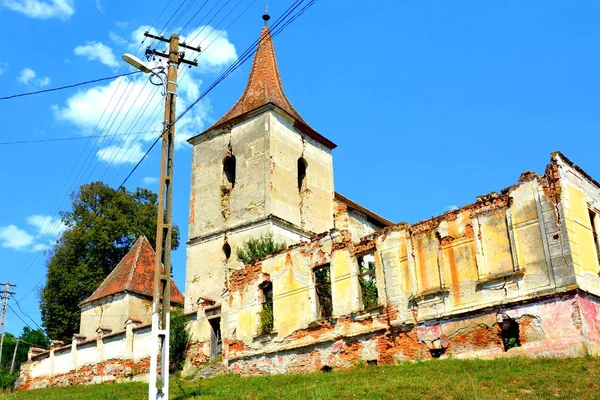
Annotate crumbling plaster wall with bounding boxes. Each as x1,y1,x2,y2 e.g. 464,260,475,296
218,158,598,374
555,154,600,296
79,294,129,339
333,198,383,242
79,293,154,339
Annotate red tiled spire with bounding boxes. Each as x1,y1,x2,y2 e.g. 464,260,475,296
79,236,184,306
207,20,307,131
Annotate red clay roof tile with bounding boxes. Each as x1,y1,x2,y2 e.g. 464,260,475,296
80,236,184,306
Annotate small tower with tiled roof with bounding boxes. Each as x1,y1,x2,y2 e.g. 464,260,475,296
185,14,337,312
78,236,184,338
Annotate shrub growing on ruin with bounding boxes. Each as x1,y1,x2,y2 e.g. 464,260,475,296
258,304,274,335
170,308,190,372
236,234,286,265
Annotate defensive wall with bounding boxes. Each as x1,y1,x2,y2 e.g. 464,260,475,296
18,319,153,389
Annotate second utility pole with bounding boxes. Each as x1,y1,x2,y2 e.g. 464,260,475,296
0,282,16,366
143,32,198,400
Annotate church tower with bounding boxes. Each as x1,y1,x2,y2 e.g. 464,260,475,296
185,13,337,311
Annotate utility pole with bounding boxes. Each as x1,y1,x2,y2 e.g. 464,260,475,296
10,338,19,373
143,32,199,400
0,282,16,365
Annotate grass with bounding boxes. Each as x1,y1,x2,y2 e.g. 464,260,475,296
2,357,600,399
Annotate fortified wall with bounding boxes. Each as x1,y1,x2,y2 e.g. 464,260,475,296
185,152,600,375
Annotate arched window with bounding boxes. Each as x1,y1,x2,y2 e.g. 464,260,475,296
222,242,232,260
223,154,236,188
297,157,308,192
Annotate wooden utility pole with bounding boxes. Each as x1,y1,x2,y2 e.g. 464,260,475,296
143,32,198,400
0,282,16,365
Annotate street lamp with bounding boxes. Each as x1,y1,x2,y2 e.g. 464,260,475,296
122,53,167,88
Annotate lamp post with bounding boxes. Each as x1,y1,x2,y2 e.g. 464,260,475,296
123,33,198,400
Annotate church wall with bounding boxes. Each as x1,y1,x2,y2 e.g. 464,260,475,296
214,158,600,375
555,154,600,297
188,114,270,242
268,111,334,235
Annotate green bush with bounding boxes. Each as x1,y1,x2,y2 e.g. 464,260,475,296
258,304,274,335
169,308,190,372
0,369,17,389
236,234,286,265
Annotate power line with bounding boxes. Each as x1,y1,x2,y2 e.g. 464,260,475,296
0,130,156,145
7,304,32,333
119,0,318,188
10,294,43,331
0,71,142,101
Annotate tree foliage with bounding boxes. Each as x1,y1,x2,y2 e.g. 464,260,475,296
40,182,180,342
236,234,286,265
0,327,49,388
169,308,190,372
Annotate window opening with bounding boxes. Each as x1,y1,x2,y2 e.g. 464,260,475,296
357,253,379,309
209,317,222,360
223,154,236,188
222,242,232,260
258,281,274,335
297,157,308,192
314,264,333,319
498,314,520,351
589,209,599,251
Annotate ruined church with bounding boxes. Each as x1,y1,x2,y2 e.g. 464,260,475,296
182,14,600,374
19,14,600,388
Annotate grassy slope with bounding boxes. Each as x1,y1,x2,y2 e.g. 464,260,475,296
2,357,599,400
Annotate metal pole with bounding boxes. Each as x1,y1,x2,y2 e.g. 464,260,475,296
149,33,179,400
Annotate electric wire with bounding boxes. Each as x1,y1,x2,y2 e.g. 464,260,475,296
119,0,316,187
10,294,43,331
0,131,156,145
178,0,211,34
0,71,142,101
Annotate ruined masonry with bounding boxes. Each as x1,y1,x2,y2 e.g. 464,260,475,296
183,16,600,375
18,15,600,388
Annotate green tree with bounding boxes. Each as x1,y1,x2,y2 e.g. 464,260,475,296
169,308,190,372
40,182,180,342
236,234,287,265
0,327,49,388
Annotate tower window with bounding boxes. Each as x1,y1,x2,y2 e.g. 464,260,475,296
223,242,232,260
314,264,332,319
223,154,236,188
297,157,308,192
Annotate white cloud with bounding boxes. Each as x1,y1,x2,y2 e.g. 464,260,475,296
54,24,238,165
0,225,34,250
1,0,74,20
142,176,158,185
445,205,459,212
18,67,51,86
108,30,126,46
18,67,36,84
94,0,102,12
27,214,66,237
74,41,119,68
97,142,145,164
0,62,8,75
32,243,50,251
38,76,51,86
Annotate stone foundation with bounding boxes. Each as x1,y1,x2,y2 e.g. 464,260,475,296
225,291,597,376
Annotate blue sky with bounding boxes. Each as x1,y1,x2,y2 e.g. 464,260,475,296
0,0,599,337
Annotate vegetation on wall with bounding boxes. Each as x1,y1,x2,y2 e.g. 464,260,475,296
169,308,190,372
40,182,180,342
258,304,274,335
358,258,379,309
236,234,286,265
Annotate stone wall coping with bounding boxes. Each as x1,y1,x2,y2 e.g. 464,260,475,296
475,270,525,289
